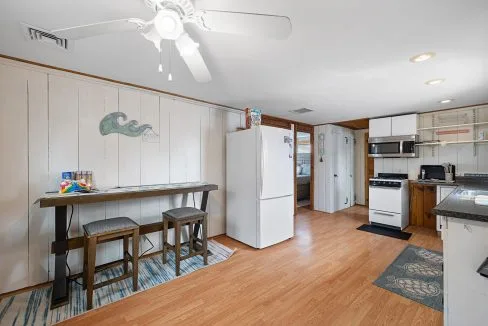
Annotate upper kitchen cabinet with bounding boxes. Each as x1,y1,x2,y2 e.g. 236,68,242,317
369,114,418,138
391,114,418,136
369,117,392,137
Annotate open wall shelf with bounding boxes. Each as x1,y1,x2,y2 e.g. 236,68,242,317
417,121,488,131
416,139,488,146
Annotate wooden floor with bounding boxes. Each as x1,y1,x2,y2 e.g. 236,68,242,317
61,206,442,325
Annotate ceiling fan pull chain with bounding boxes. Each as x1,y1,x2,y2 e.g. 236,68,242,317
168,40,173,81
158,40,163,73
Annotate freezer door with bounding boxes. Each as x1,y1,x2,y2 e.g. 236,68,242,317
259,126,294,200
258,196,294,248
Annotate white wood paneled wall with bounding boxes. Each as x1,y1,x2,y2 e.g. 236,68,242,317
374,105,488,177
0,58,244,293
314,124,355,213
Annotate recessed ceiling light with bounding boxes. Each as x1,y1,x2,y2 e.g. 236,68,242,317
425,78,445,86
409,52,436,63
439,99,454,104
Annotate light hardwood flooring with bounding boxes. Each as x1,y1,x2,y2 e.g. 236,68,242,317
61,206,442,325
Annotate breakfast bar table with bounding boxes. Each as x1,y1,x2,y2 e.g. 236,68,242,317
36,182,218,309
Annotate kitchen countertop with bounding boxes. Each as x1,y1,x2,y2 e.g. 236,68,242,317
432,184,488,223
410,179,459,186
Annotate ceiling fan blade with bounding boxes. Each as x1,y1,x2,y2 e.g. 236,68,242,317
52,18,145,40
175,33,212,83
197,10,291,40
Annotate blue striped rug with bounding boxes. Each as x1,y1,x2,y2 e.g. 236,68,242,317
0,240,234,325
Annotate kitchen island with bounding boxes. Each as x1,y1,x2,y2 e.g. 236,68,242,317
432,181,488,326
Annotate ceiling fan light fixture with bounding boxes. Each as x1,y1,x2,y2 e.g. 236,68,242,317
175,32,199,56
159,16,177,32
154,10,183,40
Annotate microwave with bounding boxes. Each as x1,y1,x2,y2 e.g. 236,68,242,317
368,135,419,158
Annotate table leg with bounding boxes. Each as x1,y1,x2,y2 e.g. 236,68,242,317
51,205,69,309
192,191,209,250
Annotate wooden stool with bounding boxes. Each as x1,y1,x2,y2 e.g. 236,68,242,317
83,217,139,310
162,207,208,276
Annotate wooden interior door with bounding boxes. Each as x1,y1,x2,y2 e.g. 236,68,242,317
364,132,374,206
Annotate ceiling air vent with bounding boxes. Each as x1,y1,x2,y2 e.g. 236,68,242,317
290,108,313,114
21,23,70,50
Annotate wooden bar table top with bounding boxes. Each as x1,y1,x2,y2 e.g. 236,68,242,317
37,182,218,207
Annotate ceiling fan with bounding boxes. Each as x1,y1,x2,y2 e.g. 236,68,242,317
48,0,292,83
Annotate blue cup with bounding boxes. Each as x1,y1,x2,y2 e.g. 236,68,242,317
62,171,73,180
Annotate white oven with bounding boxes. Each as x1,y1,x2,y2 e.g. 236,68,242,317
369,173,410,230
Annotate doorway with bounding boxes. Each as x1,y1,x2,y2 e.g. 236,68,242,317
296,131,312,208
364,132,374,206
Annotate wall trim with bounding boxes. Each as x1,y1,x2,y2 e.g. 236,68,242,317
0,53,241,112
318,103,488,128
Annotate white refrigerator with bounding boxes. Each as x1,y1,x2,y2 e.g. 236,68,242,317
226,125,294,249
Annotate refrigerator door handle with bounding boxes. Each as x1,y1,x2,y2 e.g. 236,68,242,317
260,132,265,198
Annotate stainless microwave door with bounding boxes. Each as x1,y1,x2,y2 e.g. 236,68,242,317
368,142,400,156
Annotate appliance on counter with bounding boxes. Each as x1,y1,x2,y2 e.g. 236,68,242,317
368,135,419,158
226,125,294,249
419,164,456,181
369,173,410,230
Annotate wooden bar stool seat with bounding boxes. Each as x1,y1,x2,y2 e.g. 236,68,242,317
83,216,139,310
162,207,208,276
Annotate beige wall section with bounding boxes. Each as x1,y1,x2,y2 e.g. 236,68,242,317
0,57,245,293
374,105,488,178
354,129,368,205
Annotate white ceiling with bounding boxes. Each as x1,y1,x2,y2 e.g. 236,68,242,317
1,0,488,125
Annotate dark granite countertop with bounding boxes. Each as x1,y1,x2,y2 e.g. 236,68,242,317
410,180,459,186
432,184,488,223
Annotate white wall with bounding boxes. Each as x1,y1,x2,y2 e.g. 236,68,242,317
374,105,488,177
354,129,368,205
0,58,245,293
314,124,354,213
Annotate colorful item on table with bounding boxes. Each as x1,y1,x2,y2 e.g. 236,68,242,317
62,170,94,188
59,179,91,194
245,108,262,129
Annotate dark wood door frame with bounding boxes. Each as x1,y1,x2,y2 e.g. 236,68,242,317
364,132,374,207
295,124,314,214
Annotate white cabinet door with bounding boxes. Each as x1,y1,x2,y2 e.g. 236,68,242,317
391,114,418,136
369,117,392,137
445,218,488,325
436,186,456,232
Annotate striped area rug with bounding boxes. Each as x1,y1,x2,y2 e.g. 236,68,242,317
0,240,234,325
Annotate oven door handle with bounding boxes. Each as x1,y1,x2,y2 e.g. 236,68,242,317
372,211,396,217
369,186,402,190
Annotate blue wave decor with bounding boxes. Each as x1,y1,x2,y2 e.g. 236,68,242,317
99,112,153,137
